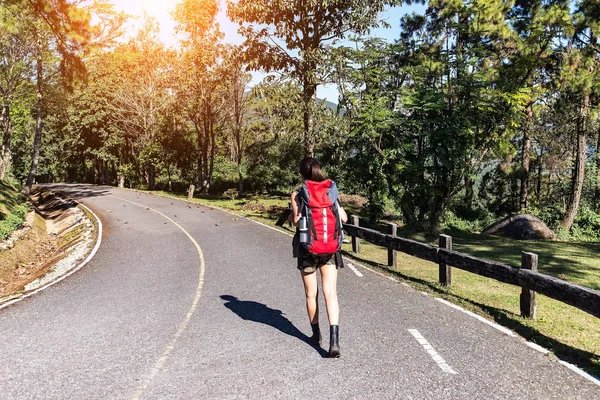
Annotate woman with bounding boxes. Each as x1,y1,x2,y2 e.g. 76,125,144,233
290,157,348,358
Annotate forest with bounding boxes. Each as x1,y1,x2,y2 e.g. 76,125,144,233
2,0,600,240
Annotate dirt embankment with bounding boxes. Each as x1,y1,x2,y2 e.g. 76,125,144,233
0,188,98,302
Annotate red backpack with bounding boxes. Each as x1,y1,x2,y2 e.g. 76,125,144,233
298,179,344,255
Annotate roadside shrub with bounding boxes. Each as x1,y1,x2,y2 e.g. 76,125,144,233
0,204,29,241
223,188,238,200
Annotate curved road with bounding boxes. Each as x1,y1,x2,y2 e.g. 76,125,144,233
0,184,598,399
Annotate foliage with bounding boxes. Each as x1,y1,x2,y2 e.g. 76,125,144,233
228,0,399,156
0,203,28,241
5,0,600,241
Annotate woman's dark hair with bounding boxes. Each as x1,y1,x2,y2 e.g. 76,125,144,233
299,157,325,182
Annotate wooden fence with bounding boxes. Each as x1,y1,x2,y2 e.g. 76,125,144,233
343,216,600,320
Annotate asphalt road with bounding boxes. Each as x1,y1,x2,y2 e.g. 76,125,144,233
0,184,598,399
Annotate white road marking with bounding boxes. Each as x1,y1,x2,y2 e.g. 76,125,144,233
434,298,517,337
109,195,207,400
408,329,457,375
347,263,364,277
129,188,600,386
0,200,103,311
558,360,600,387
525,341,550,355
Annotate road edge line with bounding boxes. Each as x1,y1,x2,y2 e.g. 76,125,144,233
120,188,600,386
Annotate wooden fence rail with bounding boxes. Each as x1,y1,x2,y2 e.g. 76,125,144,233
343,218,600,320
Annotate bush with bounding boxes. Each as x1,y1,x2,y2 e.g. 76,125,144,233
0,204,29,241
570,206,600,242
442,209,496,233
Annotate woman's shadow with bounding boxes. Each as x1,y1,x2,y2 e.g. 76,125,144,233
220,295,329,358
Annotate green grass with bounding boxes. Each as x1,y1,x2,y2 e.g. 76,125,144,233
0,181,28,241
145,189,600,376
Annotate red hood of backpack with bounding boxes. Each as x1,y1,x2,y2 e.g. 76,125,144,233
305,179,333,208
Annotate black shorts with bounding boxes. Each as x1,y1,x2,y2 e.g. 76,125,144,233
297,252,335,274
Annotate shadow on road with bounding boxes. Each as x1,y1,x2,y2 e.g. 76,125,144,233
220,295,329,358
38,184,112,200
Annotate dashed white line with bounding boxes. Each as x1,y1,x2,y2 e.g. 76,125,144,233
347,263,364,277
408,329,457,375
130,188,600,386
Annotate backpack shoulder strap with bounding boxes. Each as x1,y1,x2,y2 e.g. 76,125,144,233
327,181,339,209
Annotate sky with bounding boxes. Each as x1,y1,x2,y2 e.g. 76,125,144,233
109,1,425,102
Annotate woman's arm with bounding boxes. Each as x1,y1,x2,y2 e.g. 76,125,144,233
289,192,302,226
338,205,348,223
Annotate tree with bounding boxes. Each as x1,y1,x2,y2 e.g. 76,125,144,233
173,0,224,193
19,0,99,193
0,3,33,180
502,0,570,210
227,0,400,157
110,17,174,190
559,0,600,231
222,46,251,196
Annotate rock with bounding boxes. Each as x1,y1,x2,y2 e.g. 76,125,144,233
481,214,555,240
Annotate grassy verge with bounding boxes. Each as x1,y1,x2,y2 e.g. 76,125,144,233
0,181,28,241
146,189,600,376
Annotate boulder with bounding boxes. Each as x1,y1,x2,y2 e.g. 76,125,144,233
481,214,555,240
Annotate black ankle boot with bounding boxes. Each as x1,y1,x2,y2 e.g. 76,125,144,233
329,325,340,358
310,323,321,346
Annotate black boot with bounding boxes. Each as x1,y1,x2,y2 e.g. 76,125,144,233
310,323,321,346
329,325,340,358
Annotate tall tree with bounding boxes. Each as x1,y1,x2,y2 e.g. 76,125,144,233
110,18,174,190
503,0,570,210
560,0,600,231
222,46,251,196
173,0,224,193
0,3,33,180
228,0,400,157
20,0,95,193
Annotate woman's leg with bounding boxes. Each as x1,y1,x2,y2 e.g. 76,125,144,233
301,270,319,324
320,263,339,325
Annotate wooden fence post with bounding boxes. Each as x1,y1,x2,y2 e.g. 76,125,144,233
439,234,452,286
188,185,195,201
351,215,360,254
520,252,538,319
387,223,397,268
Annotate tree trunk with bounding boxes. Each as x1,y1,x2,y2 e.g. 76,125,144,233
207,115,216,193
0,104,11,180
562,94,589,231
148,164,156,190
400,192,417,228
103,160,109,185
24,48,44,195
236,128,243,196
193,120,204,190
303,78,316,157
464,175,474,208
537,148,543,204
201,106,210,192
519,102,533,210
596,128,600,210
